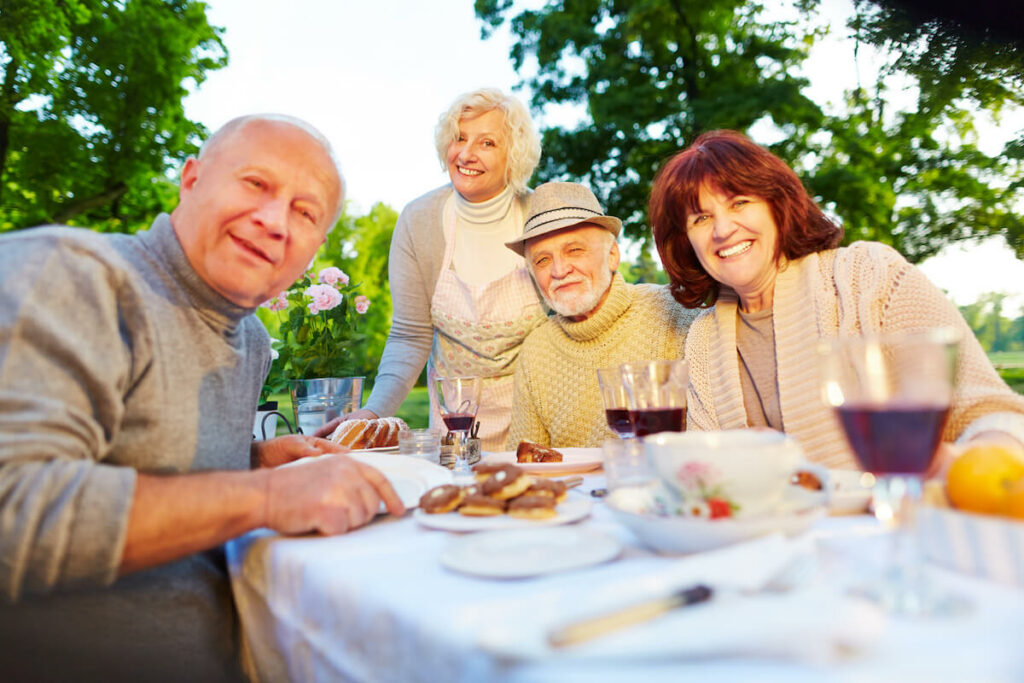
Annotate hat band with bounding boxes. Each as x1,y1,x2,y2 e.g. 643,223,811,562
525,206,604,233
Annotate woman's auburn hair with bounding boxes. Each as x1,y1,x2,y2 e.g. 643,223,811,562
649,130,843,308
434,87,542,197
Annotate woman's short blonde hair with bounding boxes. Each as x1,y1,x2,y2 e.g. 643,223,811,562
434,88,542,197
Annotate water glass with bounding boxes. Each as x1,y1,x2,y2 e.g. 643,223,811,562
289,377,364,434
601,438,654,491
398,427,442,464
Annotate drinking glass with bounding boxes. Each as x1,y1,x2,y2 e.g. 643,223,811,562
597,367,635,438
619,360,688,437
820,328,965,615
434,376,482,480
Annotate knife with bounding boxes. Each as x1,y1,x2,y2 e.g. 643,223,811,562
547,584,713,649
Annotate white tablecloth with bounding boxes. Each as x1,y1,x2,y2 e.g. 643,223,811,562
226,474,1024,682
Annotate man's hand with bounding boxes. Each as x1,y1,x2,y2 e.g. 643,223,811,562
312,408,380,439
252,433,349,469
264,453,406,534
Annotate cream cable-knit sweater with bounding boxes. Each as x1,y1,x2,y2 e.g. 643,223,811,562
507,273,700,448
685,241,1024,469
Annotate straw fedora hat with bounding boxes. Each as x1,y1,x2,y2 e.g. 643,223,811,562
505,181,622,256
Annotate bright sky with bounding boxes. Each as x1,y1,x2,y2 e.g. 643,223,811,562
183,0,1024,315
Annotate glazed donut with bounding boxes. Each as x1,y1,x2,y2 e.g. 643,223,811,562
481,464,533,500
418,484,465,514
525,478,568,503
471,462,505,482
507,495,558,519
457,494,506,517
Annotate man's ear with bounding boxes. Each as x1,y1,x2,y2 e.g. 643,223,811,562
178,157,200,199
609,239,621,272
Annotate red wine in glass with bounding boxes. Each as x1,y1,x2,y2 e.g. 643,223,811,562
605,408,634,436
836,403,949,474
442,413,476,432
630,408,684,437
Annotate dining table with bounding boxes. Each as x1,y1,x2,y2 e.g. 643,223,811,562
226,459,1024,683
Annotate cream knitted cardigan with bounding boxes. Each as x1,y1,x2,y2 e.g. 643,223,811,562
685,241,1024,469
507,273,700,448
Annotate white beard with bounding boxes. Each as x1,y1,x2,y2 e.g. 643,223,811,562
542,255,615,319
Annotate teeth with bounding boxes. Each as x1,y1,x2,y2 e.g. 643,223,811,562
718,241,752,258
458,167,482,176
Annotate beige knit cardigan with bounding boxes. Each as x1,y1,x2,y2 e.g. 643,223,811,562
507,274,700,448
685,241,1024,469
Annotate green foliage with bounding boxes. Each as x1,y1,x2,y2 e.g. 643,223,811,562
324,202,399,380
475,0,826,244
0,0,226,233
475,0,1024,262
959,293,1024,354
256,268,369,402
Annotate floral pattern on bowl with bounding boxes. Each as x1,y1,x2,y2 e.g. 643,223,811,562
670,461,740,519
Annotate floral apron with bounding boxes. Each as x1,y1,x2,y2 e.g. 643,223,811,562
428,196,545,450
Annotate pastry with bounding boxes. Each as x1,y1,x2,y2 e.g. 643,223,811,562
792,470,823,491
418,484,465,514
328,417,408,449
516,441,564,463
507,495,558,519
481,464,533,500
457,494,506,516
525,478,568,503
471,462,506,482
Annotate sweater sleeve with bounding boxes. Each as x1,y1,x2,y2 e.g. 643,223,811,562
872,244,1024,446
0,239,139,600
363,195,442,417
505,340,550,448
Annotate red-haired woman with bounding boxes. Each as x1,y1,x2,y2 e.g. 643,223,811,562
649,129,1024,469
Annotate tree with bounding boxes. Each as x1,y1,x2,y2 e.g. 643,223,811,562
475,0,1024,261
0,0,226,233
475,0,825,242
805,1,1024,261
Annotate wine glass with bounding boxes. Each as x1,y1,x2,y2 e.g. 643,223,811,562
619,360,688,437
820,327,965,615
434,376,482,480
597,367,635,438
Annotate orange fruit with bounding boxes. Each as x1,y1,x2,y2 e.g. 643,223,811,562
946,445,1024,515
1007,480,1024,520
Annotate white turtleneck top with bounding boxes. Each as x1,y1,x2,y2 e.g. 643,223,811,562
451,186,525,287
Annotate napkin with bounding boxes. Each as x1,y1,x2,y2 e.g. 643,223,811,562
474,534,883,664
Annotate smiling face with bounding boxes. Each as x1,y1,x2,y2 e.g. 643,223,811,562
445,108,509,203
525,224,620,321
170,119,341,307
686,185,779,312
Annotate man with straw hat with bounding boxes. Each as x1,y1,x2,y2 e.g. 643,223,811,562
504,182,699,447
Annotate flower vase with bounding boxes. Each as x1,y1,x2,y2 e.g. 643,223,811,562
288,377,364,435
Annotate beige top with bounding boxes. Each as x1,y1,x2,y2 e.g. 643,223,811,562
507,274,700,448
685,241,1024,469
736,307,782,430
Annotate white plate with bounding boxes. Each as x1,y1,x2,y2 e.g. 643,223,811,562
440,527,621,578
286,452,451,511
483,447,603,475
414,496,592,532
607,497,825,554
348,445,400,454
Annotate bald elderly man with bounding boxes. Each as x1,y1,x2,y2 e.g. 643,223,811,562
0,115,403,682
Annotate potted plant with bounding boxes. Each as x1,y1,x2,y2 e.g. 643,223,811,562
257,264,371,436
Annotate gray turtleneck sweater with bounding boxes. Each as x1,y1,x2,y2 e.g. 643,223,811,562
0,214,267,680
506,273,701,448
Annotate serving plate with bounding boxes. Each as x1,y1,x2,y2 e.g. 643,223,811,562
348,445,400,454
440,527,621,578
414,496,592,532
482,447,602,475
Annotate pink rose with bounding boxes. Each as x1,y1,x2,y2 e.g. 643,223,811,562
259,292,289,311
304,284,343,314
317,267,349,286
354,295,370,314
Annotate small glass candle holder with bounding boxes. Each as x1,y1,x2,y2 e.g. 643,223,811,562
397,427,442,464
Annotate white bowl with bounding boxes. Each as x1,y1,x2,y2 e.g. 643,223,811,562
606,496,825,555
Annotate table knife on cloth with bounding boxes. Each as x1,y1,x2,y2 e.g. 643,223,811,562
548,584,713,648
